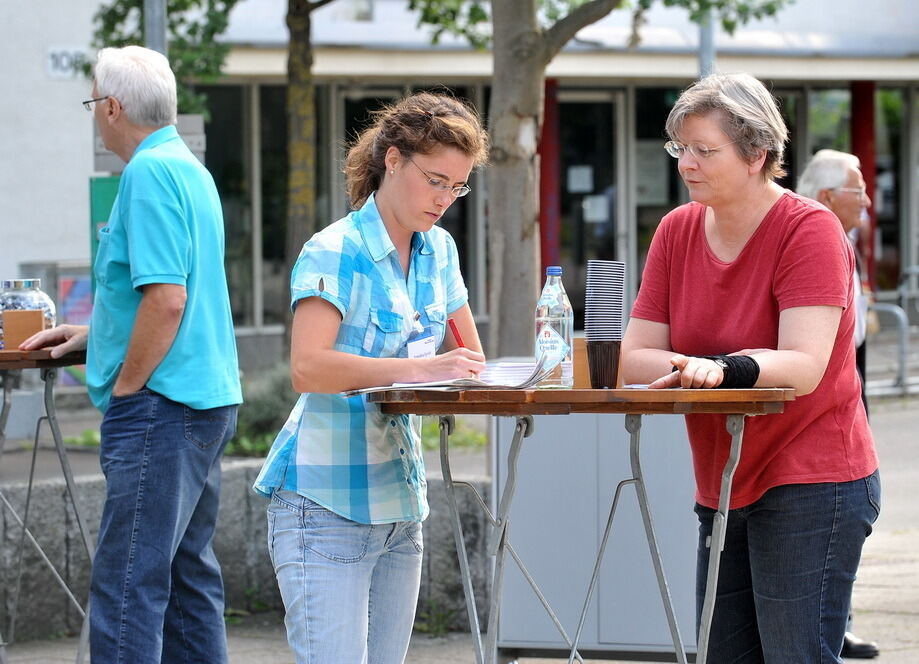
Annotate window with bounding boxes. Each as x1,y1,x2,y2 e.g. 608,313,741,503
634,88,683,275
199,84,252,326
875,88,906,290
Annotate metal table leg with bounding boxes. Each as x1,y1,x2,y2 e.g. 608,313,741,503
0,370,15,461
439,414,484,664
696,414,746,664
9,412,47,641
0,370,12,663
567,476,635,664
440,415,584,664
627,414,687,664
41,368,95,561
567,414,688,664
40,368,94,664
0,368,93,662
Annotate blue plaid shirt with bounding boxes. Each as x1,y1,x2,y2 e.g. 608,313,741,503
253,194,469,524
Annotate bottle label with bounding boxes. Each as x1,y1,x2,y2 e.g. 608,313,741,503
535,323,570,369
537,286,558,308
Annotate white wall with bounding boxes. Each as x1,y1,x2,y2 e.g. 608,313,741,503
0,1,98,281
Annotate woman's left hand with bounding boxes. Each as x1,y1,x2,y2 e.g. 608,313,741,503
648,353,724,389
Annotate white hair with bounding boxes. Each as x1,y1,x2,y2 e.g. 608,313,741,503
94,46,177,127
797,149,861,200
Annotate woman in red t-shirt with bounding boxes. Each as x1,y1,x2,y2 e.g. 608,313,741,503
622,73,879,663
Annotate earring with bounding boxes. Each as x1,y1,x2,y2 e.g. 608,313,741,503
390,170,394,174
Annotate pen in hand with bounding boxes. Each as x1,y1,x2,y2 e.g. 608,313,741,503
447,318,465,348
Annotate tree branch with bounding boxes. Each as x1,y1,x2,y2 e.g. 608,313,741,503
309,0,337,10
544,0,622,63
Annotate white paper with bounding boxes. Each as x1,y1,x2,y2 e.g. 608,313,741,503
342,356,556,396
567,165,594,193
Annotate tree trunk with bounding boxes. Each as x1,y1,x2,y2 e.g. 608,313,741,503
487,0,547,358
284,0,317,351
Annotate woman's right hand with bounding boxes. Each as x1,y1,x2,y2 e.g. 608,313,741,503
422,347,486,381
648,353,725,389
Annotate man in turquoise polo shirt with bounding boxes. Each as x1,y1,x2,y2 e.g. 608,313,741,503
22,45,242,663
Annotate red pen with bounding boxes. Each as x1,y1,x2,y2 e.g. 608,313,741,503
447,318,465,348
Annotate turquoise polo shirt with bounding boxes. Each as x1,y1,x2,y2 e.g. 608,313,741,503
87,125,242,412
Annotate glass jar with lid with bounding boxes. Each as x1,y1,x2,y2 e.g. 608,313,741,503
0,278,57,350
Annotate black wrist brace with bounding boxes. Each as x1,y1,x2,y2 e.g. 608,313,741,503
701,354,761,389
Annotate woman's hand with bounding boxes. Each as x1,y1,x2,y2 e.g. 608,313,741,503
420,347,486,381
648,354,724,389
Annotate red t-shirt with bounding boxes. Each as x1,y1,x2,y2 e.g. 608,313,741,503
631,191,877,509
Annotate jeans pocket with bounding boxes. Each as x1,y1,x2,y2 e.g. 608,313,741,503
107,387,151,405
404,522,424,554
184,405,233,450
303,504,375,563
863,470,881,522
266,509,277,568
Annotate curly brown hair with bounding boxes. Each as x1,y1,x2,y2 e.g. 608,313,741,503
344,92,489,209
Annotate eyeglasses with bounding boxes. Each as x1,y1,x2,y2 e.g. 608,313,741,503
407,159,471,198
834,186,868,198
82,96,110,112
664,140,735,159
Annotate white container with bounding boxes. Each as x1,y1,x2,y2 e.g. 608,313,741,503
0,278,56,350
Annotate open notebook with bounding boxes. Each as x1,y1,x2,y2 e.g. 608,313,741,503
342,355,555,396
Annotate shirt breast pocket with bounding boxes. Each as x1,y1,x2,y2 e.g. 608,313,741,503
424,302,447,347
94,225,112,286
363,306,405,357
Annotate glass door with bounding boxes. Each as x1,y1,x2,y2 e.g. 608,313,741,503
556,90,626,330
331,84,483,308
331,86,404,221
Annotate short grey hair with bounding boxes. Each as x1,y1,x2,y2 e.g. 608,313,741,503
665,73,788,180
797,149,861,200
94,46,177,128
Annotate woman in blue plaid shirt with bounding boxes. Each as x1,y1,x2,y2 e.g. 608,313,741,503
253,92,489,663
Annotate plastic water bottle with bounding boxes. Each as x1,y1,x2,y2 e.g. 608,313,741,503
535,265,573,388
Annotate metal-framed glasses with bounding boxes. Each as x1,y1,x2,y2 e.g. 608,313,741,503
664,140,735,159
407,158,471,198
834,186,868,198
82,96,110,112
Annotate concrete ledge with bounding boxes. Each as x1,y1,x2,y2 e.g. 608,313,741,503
0,458,491,641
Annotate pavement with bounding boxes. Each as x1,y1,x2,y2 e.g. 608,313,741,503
2,328,919,663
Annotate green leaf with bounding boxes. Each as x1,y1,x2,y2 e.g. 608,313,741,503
411,0,793,47
89,0,240,115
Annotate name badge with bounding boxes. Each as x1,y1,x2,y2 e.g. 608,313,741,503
407,333,436,359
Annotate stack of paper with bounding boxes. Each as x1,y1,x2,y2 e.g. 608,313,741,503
342,356,552,396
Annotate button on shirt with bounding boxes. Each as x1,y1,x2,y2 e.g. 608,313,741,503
252,194,469,524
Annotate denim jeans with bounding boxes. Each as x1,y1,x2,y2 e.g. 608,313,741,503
90,388,237,664
695,470,880,663
267,490,423,664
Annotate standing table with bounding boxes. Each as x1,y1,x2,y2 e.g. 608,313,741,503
370,387,794,664
0,350,94,664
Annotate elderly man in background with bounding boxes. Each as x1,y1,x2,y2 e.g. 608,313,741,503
798,148,879,659
22,46,242,663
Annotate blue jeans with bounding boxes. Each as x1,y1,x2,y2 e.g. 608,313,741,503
90,388,237,664
267,490,423,664
695,470,880,663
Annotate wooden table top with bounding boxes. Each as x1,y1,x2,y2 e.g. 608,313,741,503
0,349,87,371
369,387,795,416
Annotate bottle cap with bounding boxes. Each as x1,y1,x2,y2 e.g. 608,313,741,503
1,279,41,290
546,266,562,276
